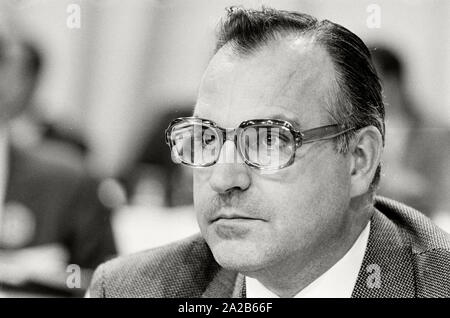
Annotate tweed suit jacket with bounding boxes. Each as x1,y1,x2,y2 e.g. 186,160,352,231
89,197,450,298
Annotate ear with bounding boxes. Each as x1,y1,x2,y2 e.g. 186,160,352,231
349,126,383,198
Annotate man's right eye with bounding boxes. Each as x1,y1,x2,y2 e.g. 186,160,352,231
202,131,216,146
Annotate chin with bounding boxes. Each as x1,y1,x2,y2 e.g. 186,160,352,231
208,238,270,272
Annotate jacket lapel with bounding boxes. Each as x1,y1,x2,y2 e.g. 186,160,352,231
352,208,416,297
202,267,245,298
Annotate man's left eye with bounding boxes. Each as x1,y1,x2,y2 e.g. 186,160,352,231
263,132,285,148
268,129,293,149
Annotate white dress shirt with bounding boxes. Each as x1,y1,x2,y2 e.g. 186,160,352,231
246,221,371,298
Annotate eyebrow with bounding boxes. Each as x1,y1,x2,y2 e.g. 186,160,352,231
190,114,303,130
192,106,303,129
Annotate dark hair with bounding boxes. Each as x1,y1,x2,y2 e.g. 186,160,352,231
215,6,385,192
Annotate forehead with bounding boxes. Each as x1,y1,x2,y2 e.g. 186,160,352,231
195,36,337,129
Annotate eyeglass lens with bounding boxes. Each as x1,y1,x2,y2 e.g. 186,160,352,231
169,121,296,169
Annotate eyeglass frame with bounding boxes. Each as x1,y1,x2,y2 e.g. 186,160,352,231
165,116,355,170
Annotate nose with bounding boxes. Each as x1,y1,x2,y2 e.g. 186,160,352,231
208,140,251,194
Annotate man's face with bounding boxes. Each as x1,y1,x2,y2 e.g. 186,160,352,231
193,37,352,273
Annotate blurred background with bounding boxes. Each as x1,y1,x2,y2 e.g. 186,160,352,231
0,0,449,297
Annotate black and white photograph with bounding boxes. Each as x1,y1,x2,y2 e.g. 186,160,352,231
0,0,449,304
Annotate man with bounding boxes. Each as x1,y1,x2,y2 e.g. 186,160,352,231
89,7,450,298
0,6,116,295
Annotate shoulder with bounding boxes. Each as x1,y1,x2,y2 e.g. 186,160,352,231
375,196,450,253
89,234,217,298
375,196,450,296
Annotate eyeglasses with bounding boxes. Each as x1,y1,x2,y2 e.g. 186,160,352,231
165,117,354,170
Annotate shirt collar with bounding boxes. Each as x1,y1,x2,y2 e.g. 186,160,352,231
245,221,371,298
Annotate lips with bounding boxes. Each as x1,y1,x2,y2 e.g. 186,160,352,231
210,210,264,223
213,216,260,224
208,207,265,239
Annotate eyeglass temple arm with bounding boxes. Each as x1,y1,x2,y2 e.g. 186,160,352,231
301,124,354,144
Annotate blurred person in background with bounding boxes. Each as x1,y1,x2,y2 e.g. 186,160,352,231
89,7,450,298
0,6,116,296
127,107,194,208
109,107,197,256
372,45,450,226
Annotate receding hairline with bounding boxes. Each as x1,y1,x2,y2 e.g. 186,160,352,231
215,27,321,56
209,29,344,120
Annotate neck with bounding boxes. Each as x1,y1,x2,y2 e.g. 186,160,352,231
243,198,373,297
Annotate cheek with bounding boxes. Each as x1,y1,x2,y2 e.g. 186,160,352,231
193,170,213,227
193,171,209,203
294,144,350,197
263,144,348,198
260,147,351,239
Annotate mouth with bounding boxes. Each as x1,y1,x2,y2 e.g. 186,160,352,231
214,215,255,221
210,214,264,239
208,206,266,229
210,213,264,224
